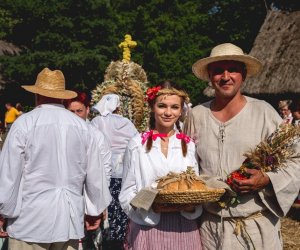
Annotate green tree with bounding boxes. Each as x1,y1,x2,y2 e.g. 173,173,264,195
0,0,267,105
108,0,266,103
0,8,20,39
0,0,122,105
207,0,266,52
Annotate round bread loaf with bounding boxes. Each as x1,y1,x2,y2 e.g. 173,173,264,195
157,178,206,191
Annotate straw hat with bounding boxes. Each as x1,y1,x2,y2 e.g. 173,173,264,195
192,43,262,81
278,100,292,109
22,68,77,99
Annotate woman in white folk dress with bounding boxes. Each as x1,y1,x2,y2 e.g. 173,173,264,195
119,80,203,250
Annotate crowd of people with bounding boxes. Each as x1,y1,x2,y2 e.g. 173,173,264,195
0,43,300,250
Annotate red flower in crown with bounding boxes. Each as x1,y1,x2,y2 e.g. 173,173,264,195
146,86,161,101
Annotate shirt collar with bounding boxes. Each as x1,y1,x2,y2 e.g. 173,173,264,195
36,103,65,109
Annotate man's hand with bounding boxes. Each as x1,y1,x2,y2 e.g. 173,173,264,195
0,215,8,238
231,168,270,194
85,214,102,231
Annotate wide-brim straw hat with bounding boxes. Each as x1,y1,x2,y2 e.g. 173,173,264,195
22,68,77,99
192,43,263,81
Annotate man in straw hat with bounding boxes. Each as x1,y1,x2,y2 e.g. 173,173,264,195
278,99,293,124
185,43,300,249
0,68,112,250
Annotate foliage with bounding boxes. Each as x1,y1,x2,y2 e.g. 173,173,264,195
0,0,267,106
0,8,20,39
207,0,266,52
269,0,300,11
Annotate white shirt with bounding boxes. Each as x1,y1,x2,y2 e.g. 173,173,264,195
87,121,112,183
91,114,138,178
119,132,203,226
0,104,112,243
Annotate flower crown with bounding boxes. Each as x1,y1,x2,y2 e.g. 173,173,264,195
145,85,190,104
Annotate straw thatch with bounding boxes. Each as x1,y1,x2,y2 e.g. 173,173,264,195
0,40,21,90
0,40,21,56
242,10,300,94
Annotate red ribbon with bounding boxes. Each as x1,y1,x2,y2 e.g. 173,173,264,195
141,130,168,145
176,133,191,143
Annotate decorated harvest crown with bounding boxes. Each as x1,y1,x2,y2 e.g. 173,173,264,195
91,34,149,132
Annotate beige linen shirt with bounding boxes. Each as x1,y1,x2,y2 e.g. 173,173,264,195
184,96,300,250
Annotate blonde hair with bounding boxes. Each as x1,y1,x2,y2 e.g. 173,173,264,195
155,88,190,105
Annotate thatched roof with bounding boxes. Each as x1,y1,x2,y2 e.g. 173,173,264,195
0,40,21,56
242,10,300,94
0,40,21,90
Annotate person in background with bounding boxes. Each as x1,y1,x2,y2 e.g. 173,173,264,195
185,43,300,250
278,99,293,124
64,91,112,190
0,68,112,250
64,92,112,250
119,81,203,250
64,92,90,120
290,99,300,125
290,99,300,206
15,103,24,115
4,103,21,132
91,94,138,250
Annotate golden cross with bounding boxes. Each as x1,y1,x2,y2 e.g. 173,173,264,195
118,34,137,62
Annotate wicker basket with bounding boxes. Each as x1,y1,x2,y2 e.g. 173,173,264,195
154,188,226,204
